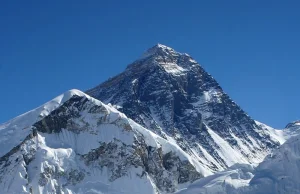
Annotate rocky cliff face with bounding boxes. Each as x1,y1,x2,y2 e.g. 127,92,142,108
87,44,279,172
0,90,202,194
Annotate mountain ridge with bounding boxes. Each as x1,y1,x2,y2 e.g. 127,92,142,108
0,89,205,193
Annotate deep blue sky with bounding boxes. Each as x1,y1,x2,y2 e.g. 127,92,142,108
0,0,299,128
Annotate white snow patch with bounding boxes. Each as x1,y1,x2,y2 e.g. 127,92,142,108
255,121,289,144
160,62,187,76
176,163,255,194
207,126,249,166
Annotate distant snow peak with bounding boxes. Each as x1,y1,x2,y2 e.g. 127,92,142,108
286,120,300,128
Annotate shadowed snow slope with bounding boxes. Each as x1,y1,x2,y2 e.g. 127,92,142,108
0,89,204,194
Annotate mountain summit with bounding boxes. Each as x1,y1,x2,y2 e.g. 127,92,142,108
140,43,185,60
126,43,193,76
87,44,279,173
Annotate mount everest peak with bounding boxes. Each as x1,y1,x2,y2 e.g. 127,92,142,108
0,45,298,194
87,44,280,173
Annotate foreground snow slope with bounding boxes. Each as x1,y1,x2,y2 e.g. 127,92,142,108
175,163,255,194
0,89,204,194
175,122,300,194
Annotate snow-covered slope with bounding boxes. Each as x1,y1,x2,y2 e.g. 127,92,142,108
248,132,300,194
255,120,300,145
0,90,88,157
175,122,300,194
87,44,279,174
0,89,204,194
255,121,287,145
175,163,255,194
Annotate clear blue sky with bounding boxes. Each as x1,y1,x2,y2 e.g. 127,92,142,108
0,0,299,128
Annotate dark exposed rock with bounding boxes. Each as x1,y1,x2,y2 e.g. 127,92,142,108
82,135,201,193
38,163,85,187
